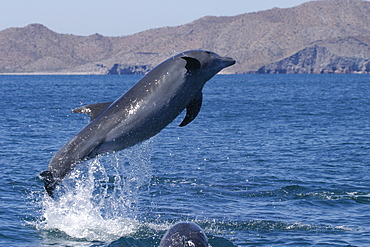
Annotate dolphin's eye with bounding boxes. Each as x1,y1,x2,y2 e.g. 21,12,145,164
205,51,211,55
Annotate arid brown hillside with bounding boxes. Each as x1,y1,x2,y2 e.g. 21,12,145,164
1,0,370,74
0,24,118,73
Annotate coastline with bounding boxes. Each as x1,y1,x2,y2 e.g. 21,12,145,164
0,72,104,75
1,71,368,75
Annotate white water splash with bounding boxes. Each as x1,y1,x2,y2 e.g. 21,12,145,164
36,139,154,242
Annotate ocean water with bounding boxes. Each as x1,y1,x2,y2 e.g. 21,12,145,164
1,74,369,246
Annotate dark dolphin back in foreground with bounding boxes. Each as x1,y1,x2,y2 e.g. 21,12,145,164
40,50,235,196
159,222,208,247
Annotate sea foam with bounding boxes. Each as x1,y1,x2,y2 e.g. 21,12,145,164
36,139,154,241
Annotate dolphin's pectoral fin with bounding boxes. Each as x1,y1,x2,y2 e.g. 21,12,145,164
40,171,58,198
179,89,203,127
181,57,201,73
72,101,113,121
86,142,104,160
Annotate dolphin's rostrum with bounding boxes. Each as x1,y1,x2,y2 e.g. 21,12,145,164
40,50,235,197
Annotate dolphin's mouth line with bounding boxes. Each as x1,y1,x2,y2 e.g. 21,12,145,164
222,57,236,67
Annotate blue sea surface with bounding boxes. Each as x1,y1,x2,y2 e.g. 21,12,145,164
0,74,369,246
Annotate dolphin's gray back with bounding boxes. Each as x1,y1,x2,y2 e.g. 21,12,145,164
47,54,195,180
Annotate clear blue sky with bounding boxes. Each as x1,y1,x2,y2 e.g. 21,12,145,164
0,0,364,36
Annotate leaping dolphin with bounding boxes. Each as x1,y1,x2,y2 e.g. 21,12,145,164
40,50,235,197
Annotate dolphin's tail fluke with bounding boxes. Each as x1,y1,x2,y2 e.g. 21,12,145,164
39,171,57,198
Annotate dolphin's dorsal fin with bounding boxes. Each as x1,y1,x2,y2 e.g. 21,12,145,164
72,101,113,121
182,57,201,73
179,89,203,127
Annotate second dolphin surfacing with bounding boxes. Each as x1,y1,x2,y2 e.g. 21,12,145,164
159,222,208,247
40,50,235,197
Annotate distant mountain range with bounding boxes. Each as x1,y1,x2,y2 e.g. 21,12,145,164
1,0,370,74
